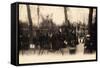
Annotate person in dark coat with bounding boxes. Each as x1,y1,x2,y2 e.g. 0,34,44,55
51,29,65,55
84,34,93,53
38,32,50,54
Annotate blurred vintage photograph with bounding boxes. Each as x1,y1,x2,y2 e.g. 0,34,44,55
18,3,97,64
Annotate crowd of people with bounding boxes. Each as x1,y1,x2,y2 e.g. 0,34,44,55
19,15,96,55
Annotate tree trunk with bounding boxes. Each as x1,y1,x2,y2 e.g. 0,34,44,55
26,5,33,44
88,8,93,34
64,7,68,24
37,5,39,27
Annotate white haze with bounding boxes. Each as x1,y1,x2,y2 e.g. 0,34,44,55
19,4,96,26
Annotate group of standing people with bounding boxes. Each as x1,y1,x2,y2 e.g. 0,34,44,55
30,27,79,55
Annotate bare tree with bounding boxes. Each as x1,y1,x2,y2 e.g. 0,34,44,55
64,7,68,24
88,8,93,34
26,5,33,44
37,5,40,27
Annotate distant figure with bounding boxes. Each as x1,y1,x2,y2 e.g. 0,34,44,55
68,29,77,54
84,34,93,53
51,29,65,55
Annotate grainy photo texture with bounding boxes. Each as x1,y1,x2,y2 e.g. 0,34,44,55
18,3,97,64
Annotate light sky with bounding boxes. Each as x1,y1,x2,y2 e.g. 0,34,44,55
19,4,95,26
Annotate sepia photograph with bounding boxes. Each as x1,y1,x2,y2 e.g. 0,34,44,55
18,3,97,64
